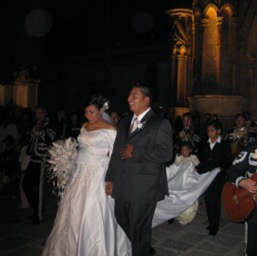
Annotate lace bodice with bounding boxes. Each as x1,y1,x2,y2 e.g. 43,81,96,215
76,128,116,164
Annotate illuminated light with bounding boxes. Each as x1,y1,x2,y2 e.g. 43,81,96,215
14,85,29,108
179,45,187,55
167,9,193,19
12,71,39,110
0,85,13,105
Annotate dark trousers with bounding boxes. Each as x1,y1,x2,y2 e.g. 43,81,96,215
246,212,257,256
114,198,156,256
204,178,224,233
22,161,45,221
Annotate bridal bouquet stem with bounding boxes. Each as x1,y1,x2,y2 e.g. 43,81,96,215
47,137,78,198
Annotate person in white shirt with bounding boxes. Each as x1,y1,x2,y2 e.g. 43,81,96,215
195,120,232,235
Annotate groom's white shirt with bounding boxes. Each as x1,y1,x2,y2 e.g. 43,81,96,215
130,107,151,125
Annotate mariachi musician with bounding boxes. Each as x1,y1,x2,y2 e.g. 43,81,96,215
225,113,257,160
227,140,257,256
22,106,56,224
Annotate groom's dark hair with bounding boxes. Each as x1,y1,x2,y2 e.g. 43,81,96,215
131,82,152,102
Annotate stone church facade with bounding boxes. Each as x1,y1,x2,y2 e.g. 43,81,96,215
168,0,257,123
2,0,257,126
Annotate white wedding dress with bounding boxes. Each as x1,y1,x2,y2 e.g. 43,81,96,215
42,128,220,256
42,128,131,256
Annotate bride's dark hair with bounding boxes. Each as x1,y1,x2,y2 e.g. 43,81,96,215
86,93,108,110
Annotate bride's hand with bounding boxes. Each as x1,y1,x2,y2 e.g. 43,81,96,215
105,181,113,196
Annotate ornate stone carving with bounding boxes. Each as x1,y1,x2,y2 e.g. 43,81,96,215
167,10,193,55
172,18,192,50
193,0,216,9
202,0,218,6
193,0,238,12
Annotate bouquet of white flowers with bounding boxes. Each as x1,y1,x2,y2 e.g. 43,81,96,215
47,137,78,198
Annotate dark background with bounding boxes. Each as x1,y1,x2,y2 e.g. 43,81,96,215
0,0,174,84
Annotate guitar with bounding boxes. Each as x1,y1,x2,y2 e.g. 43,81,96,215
222,172,257,222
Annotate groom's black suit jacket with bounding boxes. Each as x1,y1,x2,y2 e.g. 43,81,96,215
105,110,173,202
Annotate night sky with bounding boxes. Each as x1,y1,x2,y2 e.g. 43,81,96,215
0,0,172,83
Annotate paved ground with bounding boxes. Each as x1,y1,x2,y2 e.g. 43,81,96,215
0,191,246,256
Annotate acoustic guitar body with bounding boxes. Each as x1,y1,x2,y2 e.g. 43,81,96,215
222,173,257,222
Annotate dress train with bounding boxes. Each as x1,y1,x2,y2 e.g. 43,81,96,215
153,160,219,227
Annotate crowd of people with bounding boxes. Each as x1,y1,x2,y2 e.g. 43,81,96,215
0,85,257,256
0,106,83,215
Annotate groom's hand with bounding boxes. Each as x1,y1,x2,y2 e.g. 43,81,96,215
120,144,134,159
105,181,113,196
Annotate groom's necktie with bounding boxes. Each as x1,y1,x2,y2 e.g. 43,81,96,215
129,117,139,134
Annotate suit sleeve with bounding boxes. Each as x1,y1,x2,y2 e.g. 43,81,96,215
227,149,250,185
132,118,173,163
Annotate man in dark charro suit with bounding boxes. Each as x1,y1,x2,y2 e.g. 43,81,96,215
105,84,173,256
22,106,56,224
227,141,257,256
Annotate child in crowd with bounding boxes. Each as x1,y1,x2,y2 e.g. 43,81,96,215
168,142,200,225
175,142,200,166
195,120,232,235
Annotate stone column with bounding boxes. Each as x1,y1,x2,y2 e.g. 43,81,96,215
176,53,189,106
216,17,223,92
192,19,202,94
192,22,196,66
183,55,189,106
177,55,183,105
231,17,238,93
170,54,177,105
201,18,208,89
250,59,257,116
167,8,192,107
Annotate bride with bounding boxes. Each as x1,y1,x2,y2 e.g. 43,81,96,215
42,98,131,256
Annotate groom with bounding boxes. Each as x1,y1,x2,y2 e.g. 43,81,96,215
105,83,173,256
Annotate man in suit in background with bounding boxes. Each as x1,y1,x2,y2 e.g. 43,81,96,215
105,83,173,256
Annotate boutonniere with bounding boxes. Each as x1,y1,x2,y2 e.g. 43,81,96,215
137,121,146,130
